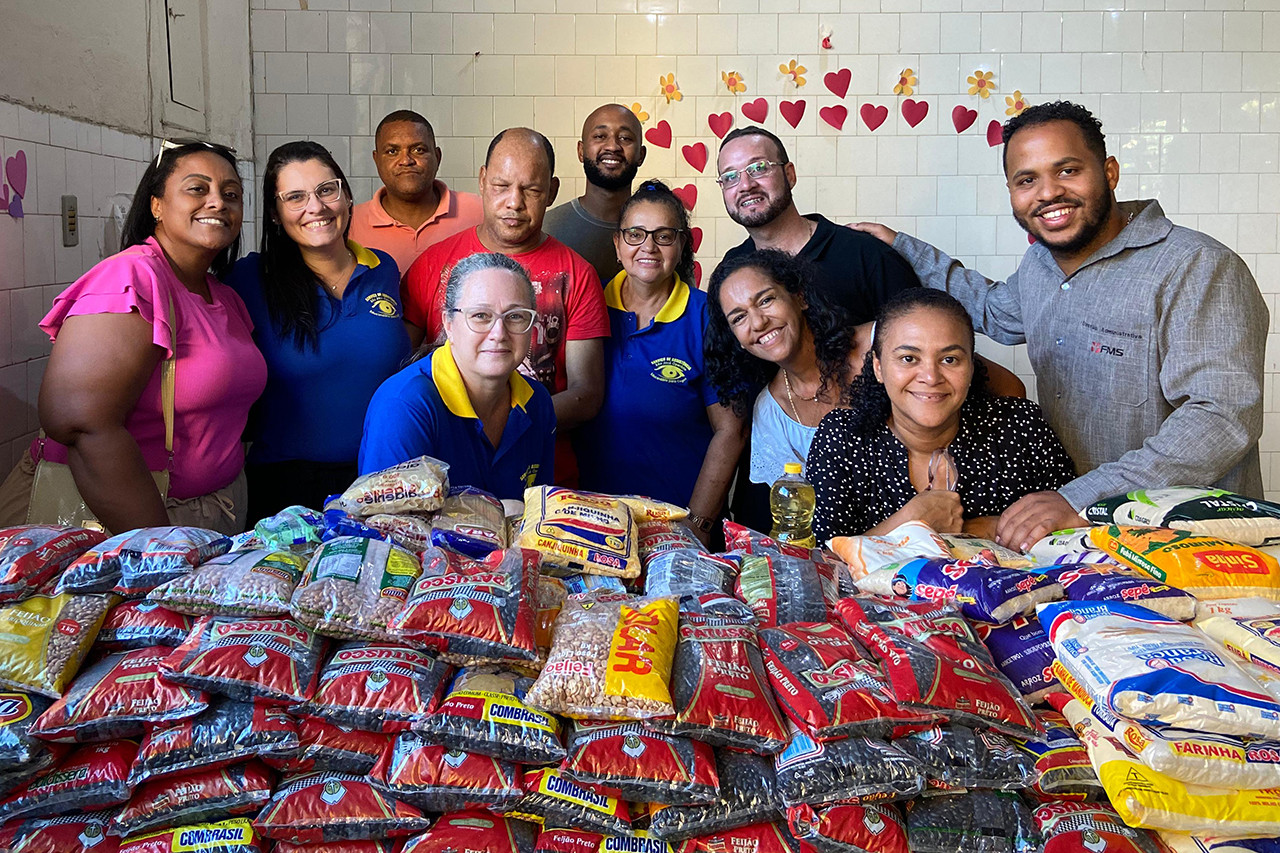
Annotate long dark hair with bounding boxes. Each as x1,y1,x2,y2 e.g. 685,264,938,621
704,249,856,417
844,288,991,437
259,141,354,350
617,179,696,285
120,142,241,279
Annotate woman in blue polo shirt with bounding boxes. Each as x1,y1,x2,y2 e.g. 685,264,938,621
575,181,746,542
226,141,411,520
358,253,556,501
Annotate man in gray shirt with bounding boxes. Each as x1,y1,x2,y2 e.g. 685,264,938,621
543,103,646,283
854,101,1267,551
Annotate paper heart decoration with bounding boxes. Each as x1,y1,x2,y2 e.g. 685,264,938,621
672,184,697,212
823,68,851,99
951,105,978,134
693,261,703,288
5,150,27,199
819,105,848,130
986,120,1004,147
1028,233,1036,244
859,104,888,131
708,112,734,139
644,121,672,149
690,226,703,253
682,142,708,173
741,98,768,123
779,100,806,129
901,99,929,128
8,196,22,219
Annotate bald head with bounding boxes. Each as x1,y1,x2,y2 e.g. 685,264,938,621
485,128,556,183
578,104,645,193
477,127,561,253
582,104,643,141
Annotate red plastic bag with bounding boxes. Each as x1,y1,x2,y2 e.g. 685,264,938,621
401,810,536,853
370,730,522,812
117,818,267,853
293,642,452,733
674,821,802,853
0,526,105,604
561,719,719,806
95,600,193,650
0,808,120,853
267,714,394,776
130,697,298,786
0,739,137,822
113,760,274,837
160,616,326,705
504,767,632,836
787,803,909,853
253,772,431,843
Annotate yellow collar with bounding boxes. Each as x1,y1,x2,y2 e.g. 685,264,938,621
347,240,381,269
431,340,534,418
603,271,690,324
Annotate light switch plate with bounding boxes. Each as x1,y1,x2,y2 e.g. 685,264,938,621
61,195,79,248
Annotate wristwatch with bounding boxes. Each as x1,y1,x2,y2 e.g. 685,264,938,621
687,514,713,534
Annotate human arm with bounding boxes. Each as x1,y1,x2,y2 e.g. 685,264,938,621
38,312,170,532
554,338,604,429
687,403,748,545
978,357,1025,398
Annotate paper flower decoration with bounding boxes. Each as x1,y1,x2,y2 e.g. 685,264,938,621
779,59,807,88
659,73,682,104
722,70,747,94
1005,90,1030,116
630,102,649,123
967,70,996,99
893,68,917,96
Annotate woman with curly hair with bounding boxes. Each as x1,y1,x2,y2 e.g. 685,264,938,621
807,288,1075,543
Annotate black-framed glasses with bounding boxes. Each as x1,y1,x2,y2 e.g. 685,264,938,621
155,137,237,168
618,226,682,246
276,178,345,211
450,307,538,334
715,159,785,187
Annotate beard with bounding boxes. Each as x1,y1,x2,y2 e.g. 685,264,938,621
583,156,639,192
728,182,794,229
1014,185,1114,256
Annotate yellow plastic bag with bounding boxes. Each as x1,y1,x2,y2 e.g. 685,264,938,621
1089,525,1280,601
518,487,641,579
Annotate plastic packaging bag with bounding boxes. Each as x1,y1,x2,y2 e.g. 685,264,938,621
271,715,393,776
828,521,950,583
255,506,325,550
370,730,522,812
735,555,833,627
774,729,924,807
645,550,734,599
293,642,452,733
96,600,193,649
639,519,708,567
1193,597,1280,673
517,487,641,578
858,558,1063,624
413,666,565,765
430,486,509,557
973,616,1062,703
1012,710,1102,800
1034,801,1166,853
58,526,230,597
893,724,1035,791
1027,528,1114,566
364,514,435,554
0,692,52,765
253,772,432,843
504,767,632,836
117,819,268,853
290,536,421,642
325,456,450,517
1034,561,1197,621
129,697,298,786
160,615,326,705
904,791,1039,853
938,534,1035,568
647,750,781,844
112,760,274,837
560,719,719,806
671,822,801,853
150,549,307,618
786,803,909,853
1087,487,1280,547
1090,525,1280,601
0,739,137,822
0,526,105,603
0,808,121,853
0,591,113,697
401,810,536,853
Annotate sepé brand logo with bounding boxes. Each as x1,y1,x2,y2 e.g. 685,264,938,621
1090,341,1124,357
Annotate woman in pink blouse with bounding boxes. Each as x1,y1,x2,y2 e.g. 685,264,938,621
0,140,267,534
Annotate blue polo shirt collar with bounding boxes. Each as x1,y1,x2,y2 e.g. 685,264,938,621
430,340,535,419
604,271,691,325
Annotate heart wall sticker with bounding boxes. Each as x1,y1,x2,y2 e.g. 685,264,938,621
690,226,703,253
819,105,847,130
823,68,851,99
860,104,888,131
644,121,672,149
672,184,697,212
6,150,28,199
708,112,734,139
682,143,707,173
987,120,1004,147
742,98,768,123
901,99,929,128
779,100,806,129
952,105,977,134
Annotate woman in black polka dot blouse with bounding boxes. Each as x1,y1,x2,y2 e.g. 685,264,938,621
808,288,1076,544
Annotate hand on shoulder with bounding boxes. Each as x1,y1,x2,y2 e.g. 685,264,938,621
848,222,897,245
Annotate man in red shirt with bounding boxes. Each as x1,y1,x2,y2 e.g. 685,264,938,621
402,128,609,484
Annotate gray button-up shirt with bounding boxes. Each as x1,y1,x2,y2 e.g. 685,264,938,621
892,199,1267,510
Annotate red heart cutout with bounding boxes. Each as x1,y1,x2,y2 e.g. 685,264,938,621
951,105,977,134
690,226,703,253
901,98,929,128
644,120,673,149
823,68,851,99
1028,233,1037,244
681,142,708,173
819,105,847,130
672,184,698,212
779,100,806,129
986,120,1004,147
708,112,734,139
693,261,703,288
859,103,888,131
741,98,768,123
5,150,28,199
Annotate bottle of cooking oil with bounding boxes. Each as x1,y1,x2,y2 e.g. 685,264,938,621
769,462,816,548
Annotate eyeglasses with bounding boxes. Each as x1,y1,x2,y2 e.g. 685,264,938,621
155,137,237,168
450,307,538,335
715,160,785,188
276,178,345,211
618,226,682,246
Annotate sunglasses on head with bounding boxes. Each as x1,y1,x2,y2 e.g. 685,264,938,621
155,137,237,168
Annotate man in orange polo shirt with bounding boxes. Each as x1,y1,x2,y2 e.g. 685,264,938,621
350,110,483,276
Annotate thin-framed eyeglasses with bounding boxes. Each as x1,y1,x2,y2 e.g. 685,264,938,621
276,178,345,211
618,226,682,246
715,159,785,188
155,137,237,168
450,307,538,335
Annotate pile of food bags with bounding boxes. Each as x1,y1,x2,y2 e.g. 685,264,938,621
3,474,1280,852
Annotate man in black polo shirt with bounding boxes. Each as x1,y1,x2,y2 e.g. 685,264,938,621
716,126,919,323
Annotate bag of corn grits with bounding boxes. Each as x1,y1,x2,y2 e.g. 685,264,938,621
517,487,641,579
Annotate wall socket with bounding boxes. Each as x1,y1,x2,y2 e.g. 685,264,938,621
61,195,78,248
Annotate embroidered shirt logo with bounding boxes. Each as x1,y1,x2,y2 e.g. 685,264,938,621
366,292,401,318
1089,341,1124,357
521,463,540,488
650,357,691,384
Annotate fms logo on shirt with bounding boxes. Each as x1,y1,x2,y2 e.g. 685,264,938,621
366,293,401,319
650,357,692,384
1089,341,1124,357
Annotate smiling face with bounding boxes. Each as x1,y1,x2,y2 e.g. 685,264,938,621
479,133,558,252
873,307,974,437
444,267,535,384
615,199,684,290
150,151,243,256
1005,120,1122,268
579,105,645,192
373,120,440,203
716,134,796,229
274,158,351,251
717,265,809,366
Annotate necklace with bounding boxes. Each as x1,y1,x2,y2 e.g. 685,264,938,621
322,250,356,296
782,370,818,426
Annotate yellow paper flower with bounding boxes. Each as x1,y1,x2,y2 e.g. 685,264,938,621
659,73,682,104
779,59,807,88
1005,90,1030,116
722,70,747,94
893,68,917,96
630,102,649,123
967,70,996,99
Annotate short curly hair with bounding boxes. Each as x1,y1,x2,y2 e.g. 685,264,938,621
704,249,856,417
1002,101,1107,175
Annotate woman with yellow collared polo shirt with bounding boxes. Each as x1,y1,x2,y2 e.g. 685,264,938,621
225,141,411,520
574,181,746,544
358,253,556,501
